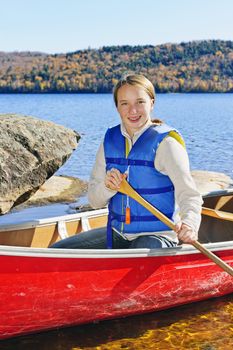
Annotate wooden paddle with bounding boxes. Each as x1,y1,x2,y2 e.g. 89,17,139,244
118,178,233,277
202,207,233,222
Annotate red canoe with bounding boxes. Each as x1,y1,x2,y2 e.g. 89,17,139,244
0,189,233,340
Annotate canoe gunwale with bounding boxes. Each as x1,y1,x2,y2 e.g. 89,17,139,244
0,208,108,232
201,188,233,197
1,240,233,259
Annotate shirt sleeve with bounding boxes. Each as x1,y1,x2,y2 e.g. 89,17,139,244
88,142,117,209
155,136,203,232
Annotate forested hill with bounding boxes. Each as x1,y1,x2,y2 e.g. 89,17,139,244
0,40,233,93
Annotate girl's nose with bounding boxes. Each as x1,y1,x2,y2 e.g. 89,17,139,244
129,105,137,114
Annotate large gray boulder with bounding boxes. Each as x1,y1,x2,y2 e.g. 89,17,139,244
0,114,80,214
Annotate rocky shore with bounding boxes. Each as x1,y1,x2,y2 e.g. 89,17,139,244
191,170,233,193
20,170,232,210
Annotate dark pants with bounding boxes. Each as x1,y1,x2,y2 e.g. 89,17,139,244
50,227,177,249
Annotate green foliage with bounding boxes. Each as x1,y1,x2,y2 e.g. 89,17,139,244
0,40,233,93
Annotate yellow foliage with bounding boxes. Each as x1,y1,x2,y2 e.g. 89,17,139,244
35,76,42,81
56,80,65,89
178,78,184,86
24,81,34,89
215,50,223,56
112,78,118,86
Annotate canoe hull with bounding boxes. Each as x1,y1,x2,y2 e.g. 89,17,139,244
0,246,233,340
1,189,233,340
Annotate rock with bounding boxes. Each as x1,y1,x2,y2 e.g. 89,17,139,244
191,170,233,193
24,175,87,206
0,114,80,214
74,203,94,213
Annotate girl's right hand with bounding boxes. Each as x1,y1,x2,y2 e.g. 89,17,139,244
175,222,198,244
105,168,126,191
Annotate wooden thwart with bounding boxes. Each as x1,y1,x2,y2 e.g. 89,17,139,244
118,178,233,277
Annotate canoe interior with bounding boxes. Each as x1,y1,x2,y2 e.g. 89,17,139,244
199,191,233,243
0,210,108,248
0,191,232,248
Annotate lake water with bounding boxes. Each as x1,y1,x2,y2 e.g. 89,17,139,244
0,93,233,349
0,93,233,180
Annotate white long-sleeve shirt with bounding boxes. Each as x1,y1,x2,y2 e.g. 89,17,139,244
88,120,203,242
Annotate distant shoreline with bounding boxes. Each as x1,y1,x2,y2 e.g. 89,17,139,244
0,91,232,94
1,40,233,94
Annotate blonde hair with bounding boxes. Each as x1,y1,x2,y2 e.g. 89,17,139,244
113,74,155,107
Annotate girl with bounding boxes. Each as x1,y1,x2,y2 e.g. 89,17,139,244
52,74,202,249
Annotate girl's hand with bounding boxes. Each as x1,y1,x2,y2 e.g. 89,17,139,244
175,222,198,244
105,168,126,191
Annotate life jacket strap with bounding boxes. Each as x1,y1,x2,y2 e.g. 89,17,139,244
112,185,173,195
112,212,174,222
106,157,154,167
134,185,174,194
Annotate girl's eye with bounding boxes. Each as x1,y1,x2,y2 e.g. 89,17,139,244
138,100,145,104
121,102,127,106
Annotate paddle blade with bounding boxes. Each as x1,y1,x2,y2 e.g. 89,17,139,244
202,207,233,222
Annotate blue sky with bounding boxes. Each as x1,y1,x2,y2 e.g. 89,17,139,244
1,0,233,54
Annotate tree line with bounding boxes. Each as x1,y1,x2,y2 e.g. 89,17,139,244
0,40,233,93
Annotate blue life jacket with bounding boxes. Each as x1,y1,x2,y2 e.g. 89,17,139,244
104,123,182,248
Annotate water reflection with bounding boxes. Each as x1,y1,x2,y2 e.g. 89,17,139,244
1,294,232,350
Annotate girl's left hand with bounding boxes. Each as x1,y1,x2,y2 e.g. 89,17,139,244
175,222,198,244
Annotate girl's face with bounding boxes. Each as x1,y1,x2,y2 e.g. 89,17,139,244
116,84,154,137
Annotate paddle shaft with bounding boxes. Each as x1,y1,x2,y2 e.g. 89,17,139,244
118,178,233,277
